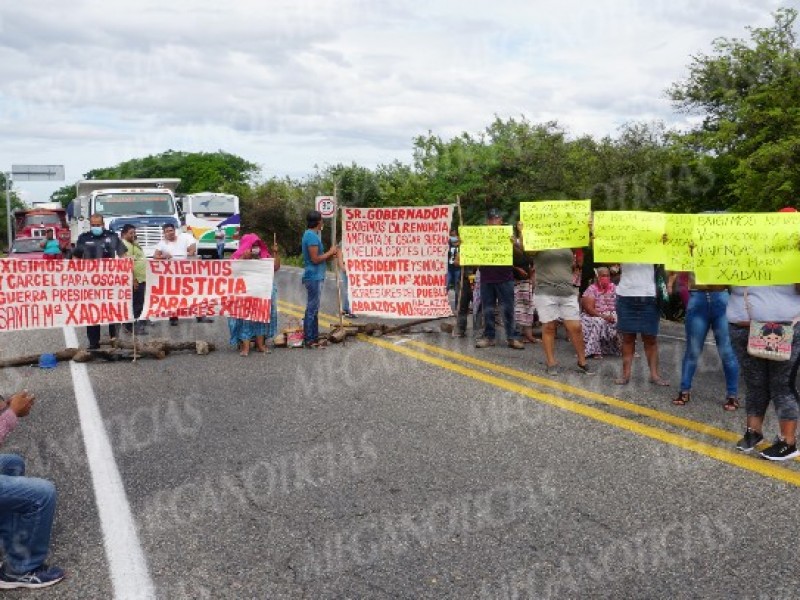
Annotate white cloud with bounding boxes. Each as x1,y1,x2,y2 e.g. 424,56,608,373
0,0,788,200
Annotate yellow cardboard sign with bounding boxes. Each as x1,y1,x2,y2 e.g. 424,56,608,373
458,226,513,266
693,213,800,285
592,211,666,264
664,214,697,271
520,200,591,250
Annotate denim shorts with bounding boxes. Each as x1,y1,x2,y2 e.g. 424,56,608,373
616,295,660,336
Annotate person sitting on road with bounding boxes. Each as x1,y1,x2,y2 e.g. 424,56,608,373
154,223,214,326
0,390,65,589
72,213,127,350
580,266,621,359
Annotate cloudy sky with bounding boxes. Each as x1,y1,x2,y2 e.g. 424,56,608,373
0,0,787,202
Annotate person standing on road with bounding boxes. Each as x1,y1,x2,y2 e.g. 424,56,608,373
533,247,595,375
228,234,278,355
336,250,357,319
728,283,800,460
446,228,461,310
475,208,524,350
0,390,65,589
614,263,669,386
154,223,214,326
302,211,338,348
215,227,226,259
670,271,738,410
120,224,148,336
72,213,127,350
40,230,62,260
512,222,538,344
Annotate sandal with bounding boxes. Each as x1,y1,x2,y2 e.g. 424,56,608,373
614,377,630,385
723,396,740,411
649,377,671,387
673,391,690,406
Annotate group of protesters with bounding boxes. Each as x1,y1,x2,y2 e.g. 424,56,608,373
444,206,800,464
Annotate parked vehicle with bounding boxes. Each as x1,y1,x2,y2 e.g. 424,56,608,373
13,206,71,252
180,192,240,257
69,178,181,257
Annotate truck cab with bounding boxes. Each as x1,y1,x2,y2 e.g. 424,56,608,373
69,178,182,257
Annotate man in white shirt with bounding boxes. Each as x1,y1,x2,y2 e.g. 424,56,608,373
154,223,214,325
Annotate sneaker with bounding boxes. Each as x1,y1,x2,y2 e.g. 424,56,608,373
507,339,524,350
475,338,496,348
760,439,800,461
546,364,559,376
735,428,764,453
576,362,596,375
0,564,65,589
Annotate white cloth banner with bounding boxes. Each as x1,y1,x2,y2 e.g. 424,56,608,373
342,206,453,318
143,259,274,320
0,259,133,332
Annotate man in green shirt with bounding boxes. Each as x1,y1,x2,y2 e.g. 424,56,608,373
120,224,148,335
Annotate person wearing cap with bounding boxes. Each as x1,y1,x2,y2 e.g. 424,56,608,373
302,211,338,348
0,390,65,589
475,208,524,350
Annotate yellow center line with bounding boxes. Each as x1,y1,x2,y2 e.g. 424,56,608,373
279,300,735,443
277,300,800,487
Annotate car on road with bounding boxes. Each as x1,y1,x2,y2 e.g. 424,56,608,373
7,237,47,259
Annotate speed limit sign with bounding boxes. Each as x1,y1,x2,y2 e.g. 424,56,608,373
315,195,337,218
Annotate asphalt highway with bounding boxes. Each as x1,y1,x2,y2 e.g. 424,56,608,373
3,266,799,599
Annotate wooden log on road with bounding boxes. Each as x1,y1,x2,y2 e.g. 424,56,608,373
0,348,81,368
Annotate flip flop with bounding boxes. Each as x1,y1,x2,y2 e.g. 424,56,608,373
649,377,671,386
614,377,630,385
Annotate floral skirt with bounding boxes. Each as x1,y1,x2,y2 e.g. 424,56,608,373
580,312,621,356
514,280,535,327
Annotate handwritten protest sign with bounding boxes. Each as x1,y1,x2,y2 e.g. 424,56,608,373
342,205,453,318
143,259,274,320
458,226,513,266
519,200,590,250
693,212,800,285
664,214,697,271
0,259,132,332
593,211,666,264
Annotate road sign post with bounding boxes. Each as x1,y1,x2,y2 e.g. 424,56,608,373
5,165,65,251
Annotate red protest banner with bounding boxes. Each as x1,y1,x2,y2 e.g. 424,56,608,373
342,205,453,318
0,259,133,332
142,259,274,320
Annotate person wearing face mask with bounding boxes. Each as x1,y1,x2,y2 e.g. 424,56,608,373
671,271,739,410
71,213,127,350
580,266,621,358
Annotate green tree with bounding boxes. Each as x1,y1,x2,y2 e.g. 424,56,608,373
669,8,800,211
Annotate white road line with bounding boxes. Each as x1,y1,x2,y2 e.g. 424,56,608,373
63,327,155,600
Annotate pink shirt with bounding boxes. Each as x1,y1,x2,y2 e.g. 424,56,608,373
582,282,617,314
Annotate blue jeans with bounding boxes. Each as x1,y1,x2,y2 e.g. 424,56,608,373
680,290,739,396
303,279,323,343
216,243,225,259
0,454,57,574
446,267,461,290
480,280,517,341
340,271,351,314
